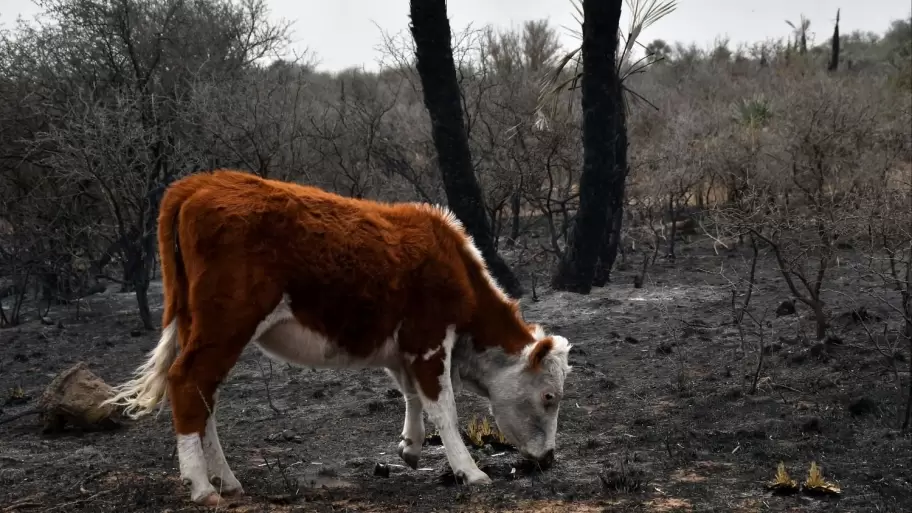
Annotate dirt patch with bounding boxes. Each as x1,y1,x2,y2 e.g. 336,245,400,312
1,243,911,511
644,497,693,512
670,469,706,483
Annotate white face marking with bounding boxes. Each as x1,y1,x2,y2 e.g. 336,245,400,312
177,433,217,503
414,325,490,484
489,335,572,460
253,297,400,369
450,332,572,463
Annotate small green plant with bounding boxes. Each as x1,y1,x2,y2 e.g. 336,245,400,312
732,94,773,130
465,415,507,447
803,461,841,496
767,461,799,495
766,461,841,496
4,385,29,406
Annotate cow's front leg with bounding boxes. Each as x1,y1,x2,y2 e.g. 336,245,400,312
408,327,490,485
385,367,425,469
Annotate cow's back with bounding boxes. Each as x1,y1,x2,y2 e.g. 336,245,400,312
168,169,477,356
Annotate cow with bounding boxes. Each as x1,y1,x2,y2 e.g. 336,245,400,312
103,169,572,507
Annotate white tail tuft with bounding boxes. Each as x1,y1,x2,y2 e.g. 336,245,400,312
103,322,179,419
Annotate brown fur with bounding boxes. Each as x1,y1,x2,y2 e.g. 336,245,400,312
157,169,538,435
527,337,555,371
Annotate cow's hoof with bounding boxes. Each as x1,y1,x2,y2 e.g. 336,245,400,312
457,469,493,486
397,438,420,469
185,478,222,506
211,476,244,497
195,492,224,507
222,486,244,497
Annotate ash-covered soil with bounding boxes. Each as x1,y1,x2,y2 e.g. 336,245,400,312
2,242,910,512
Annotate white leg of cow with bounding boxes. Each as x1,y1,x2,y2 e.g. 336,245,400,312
177,433,220,504
202,394,243,495
386,367,425,469
414,327,491,485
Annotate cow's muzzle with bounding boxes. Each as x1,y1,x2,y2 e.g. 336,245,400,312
521,448,555,470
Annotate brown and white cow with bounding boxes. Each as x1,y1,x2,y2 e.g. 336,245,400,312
103,169,572,506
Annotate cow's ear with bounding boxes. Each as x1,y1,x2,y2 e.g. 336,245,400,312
527,337,554,371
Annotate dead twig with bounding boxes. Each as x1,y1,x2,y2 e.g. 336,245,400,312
0,407,42,426
256,358,284,416
773,383,804,394
38,489,114,512
2,499,43,512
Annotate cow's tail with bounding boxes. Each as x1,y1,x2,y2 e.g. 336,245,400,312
103,182,191,420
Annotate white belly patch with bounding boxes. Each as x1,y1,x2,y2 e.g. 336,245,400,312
251,296,400,369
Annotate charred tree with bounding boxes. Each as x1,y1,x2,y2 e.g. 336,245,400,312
409,0,523,298
593,75,629,287
592,201,625,286
506,187,522,249
828,9,841,72
552,0,624,293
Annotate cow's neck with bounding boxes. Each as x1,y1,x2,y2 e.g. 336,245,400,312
465,272,533,355
449,252,534,397
452,333,539,401
451,334,501,399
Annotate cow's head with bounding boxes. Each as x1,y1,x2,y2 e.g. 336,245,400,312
485,324,571,468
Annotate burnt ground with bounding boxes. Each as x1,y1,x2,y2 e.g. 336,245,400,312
1,240,911,512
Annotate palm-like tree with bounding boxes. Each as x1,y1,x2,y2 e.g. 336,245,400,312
786,14,811,55
537,0,677,292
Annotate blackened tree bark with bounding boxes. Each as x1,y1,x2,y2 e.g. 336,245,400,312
592,199,625,286
507,187,521,248
552,0,624,293
409,0,523,298
593,75,629,287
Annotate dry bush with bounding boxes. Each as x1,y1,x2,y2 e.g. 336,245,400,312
713,73,896,341
1,2,909,332
0,0,292,328
188,60,318,182
845,86,912,429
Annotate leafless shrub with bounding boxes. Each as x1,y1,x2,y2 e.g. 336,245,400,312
719,236,769,394
0,2,908,338
715,73,891,341
846,88,912,429
188,59,318,182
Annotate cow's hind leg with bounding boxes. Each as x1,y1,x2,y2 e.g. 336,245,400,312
386,367,425,469
169,277,282,505
202,391,243,496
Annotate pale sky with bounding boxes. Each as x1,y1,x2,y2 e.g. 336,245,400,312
2,0,910,72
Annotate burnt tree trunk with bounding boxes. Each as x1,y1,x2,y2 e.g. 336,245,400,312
667,195,678,261
552,0,624,294
593,76,629,287
828,9,840,72
131,159,172,331
506,187,521,248
130,225,157,332
593,203,624,287
409,0,522,298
